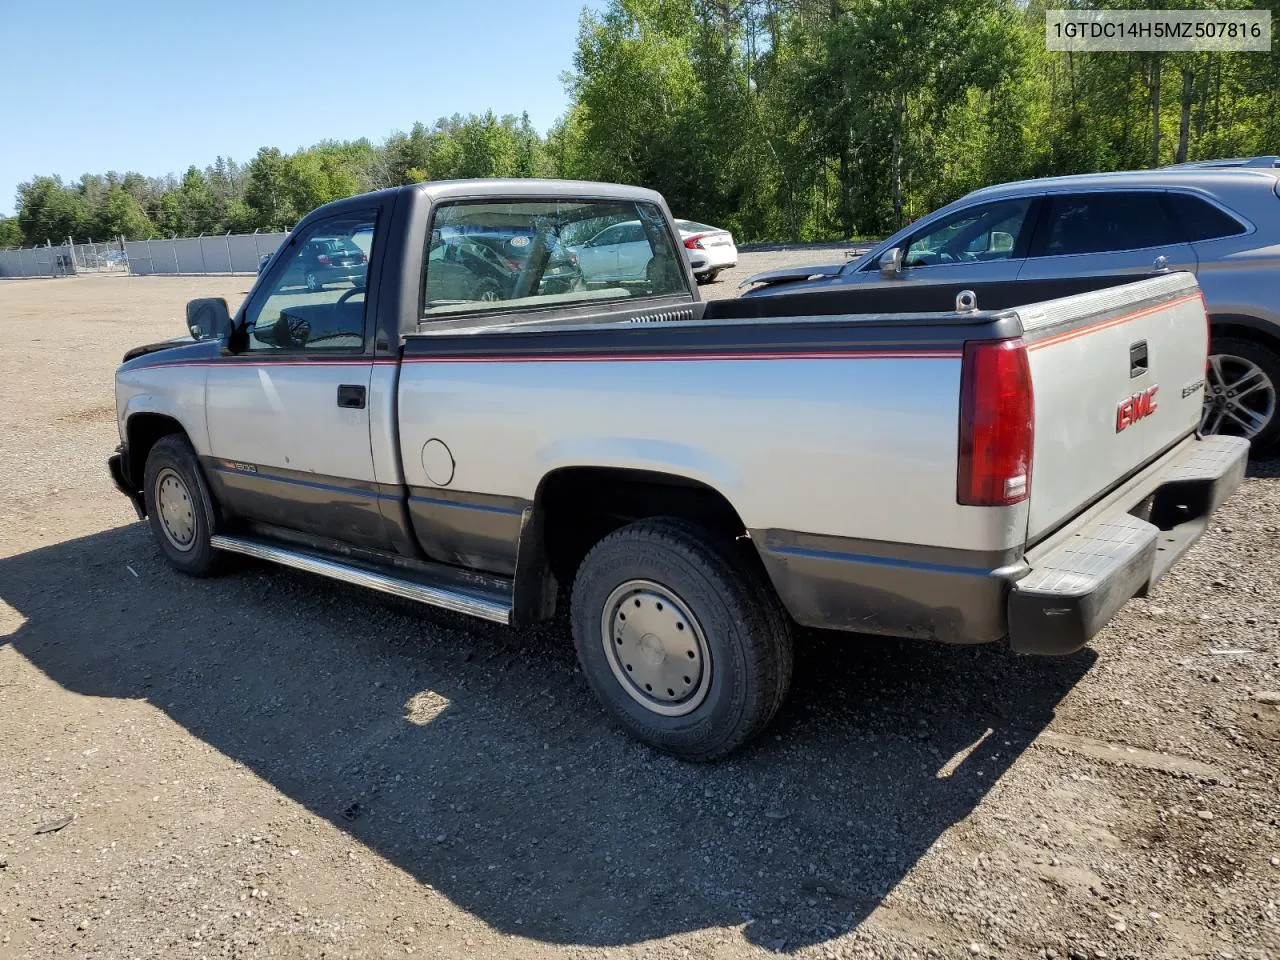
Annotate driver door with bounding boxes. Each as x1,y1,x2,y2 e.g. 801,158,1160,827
860,197,1039,292
205,207,390,550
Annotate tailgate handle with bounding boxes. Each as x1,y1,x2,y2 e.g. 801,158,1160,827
337,384,366,409
1130,340,1149,378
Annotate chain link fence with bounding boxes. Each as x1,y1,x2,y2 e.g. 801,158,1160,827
0,231,289,279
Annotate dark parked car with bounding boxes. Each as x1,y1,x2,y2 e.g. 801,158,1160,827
273,235,368,292
424,229,582,306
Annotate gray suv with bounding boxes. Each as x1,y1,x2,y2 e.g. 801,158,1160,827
742,163,1280,449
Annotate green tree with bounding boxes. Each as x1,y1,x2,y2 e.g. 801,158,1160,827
0,216,22,248
243,147,297,230
15,176,91,244
95,185,155,240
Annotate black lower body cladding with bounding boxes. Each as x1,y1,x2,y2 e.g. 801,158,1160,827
752,530,1025,646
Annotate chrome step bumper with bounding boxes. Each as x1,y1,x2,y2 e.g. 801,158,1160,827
1008,434,1249,655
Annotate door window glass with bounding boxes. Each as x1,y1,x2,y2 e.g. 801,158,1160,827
1035,192,1176,256
421,199,688,318
903,199,1031,268
245,210,376,351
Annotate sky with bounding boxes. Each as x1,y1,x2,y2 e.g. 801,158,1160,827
0,0,603,216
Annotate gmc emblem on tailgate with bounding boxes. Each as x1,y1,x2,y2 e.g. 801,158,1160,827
1116,385,1159,433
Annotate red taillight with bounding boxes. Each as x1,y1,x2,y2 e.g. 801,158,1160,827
957,338,1034,506
316,254,331,265
684,234,706,250
360,252,368,263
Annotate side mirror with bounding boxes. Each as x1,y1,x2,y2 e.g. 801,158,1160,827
879,247,904,278
186,297,232,342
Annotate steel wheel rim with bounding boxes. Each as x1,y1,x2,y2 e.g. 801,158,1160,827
1202,353,1276,439
155,468,196,552
600,579,711,717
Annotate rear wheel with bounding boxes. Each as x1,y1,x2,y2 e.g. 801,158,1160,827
701,269,722,284
570,518,793,761
305,270,321,293
142,434,223,577
1204,336,1280,451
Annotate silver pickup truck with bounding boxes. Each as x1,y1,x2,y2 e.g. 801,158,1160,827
109,179,1248,760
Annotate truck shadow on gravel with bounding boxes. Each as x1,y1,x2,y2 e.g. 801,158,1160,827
1,524,1095,953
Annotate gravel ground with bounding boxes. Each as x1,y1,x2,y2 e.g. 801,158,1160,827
0,263,1277,960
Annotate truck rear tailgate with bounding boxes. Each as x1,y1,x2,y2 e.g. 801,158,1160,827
1020,273,1207,543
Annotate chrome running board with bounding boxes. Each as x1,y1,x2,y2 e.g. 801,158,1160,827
209,534,512,624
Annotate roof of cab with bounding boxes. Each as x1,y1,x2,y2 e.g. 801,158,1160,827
294,179,670,229
413,178,667,205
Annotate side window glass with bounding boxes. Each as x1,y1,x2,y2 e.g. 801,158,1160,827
421,199,688,319
585,225,620,248
1163,193,1248,242
245,211,375,351
1038,193,1174,256
903,199,1031,268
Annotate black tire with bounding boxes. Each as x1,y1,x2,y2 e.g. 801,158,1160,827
570,518,794,761
1207,336,1280,451
703,269,722,284
305,270,321,293
142,434,224,577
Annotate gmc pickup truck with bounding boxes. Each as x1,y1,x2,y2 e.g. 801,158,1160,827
109,179,1248,760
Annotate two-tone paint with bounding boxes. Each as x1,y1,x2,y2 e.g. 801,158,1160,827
112,179,1246,655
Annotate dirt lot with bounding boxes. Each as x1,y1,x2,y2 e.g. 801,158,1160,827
1,265,1277,960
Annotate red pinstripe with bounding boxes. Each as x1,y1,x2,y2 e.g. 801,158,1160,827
137,350,961,369
402,350,961,364
1026,293,1201,351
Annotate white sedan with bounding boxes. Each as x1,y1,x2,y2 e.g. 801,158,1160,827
675,219,738,284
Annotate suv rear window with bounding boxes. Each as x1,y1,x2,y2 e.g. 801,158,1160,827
1162,192,1248,242
1033,192,1176,256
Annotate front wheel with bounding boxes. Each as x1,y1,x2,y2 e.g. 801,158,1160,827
142,434,224,576
1204,336,1280,451
570,519,794,761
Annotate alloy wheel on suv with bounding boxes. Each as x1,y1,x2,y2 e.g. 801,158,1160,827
1204,337,1280,449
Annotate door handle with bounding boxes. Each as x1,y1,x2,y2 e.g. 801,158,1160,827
337,384,366,409
1153,255,1170,271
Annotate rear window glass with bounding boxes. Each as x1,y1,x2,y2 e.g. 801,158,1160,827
421,199,688,318
1035,192,1176,256
1162,192,1248,242
678,220,718,233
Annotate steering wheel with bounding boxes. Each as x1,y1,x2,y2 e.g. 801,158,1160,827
337,285,365,307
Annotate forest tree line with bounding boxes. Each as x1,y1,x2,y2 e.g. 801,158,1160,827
3,0,1277,249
